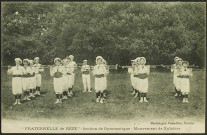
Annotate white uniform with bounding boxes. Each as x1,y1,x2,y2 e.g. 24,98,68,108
66,64,73,89
50,66,64,94
34,63,44,87
128,67,135,88
171,64,179,89
7,66,24,95
68,61,77,86
22,66,31,91
103,65,109,90
93,64,107,92
135,65,150,93
29,66,37,89
180,68,192,93
81,65,91,91
62,65,70,91
175,66,182,91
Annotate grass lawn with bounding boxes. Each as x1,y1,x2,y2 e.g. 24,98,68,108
1,68,205,122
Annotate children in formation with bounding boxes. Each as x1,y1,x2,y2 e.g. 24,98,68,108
172,57,193,103
7,57,44,105
7,58,24,105
7,55,193,105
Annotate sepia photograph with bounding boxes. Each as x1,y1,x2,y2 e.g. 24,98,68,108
1,1,206,133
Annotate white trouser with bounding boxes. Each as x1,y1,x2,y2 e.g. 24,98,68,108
29,77,36,89
82,74,91,91
35,74,42,87
67,75,73,89
95,77,105,92
180,78,190,93
138,78,148,93
22,77,30,91
53,77,63,94
71,73,75,86
12,77,23,95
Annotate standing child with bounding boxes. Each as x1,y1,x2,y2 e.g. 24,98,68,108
34,57,44,95
171,57,180,97
93,56,107,103
50,58,64,104
176,58,183,99
62,59,69,99
128,59,136,95
178,61,193,103
136,57,150,102
81,60,92,92
68,55,77,95
22,59,31,101
7,58,24,105
133,57,141,99
29,60,37,98
102,59,109,98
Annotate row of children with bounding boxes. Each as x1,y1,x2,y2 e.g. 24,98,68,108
49,55,109,104
128,57,150,102
171,57,193,103
7,57,43,105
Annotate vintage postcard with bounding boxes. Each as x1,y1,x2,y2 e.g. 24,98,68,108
1,1,206,133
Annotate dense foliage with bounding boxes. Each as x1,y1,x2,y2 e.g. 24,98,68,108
1,2,206,66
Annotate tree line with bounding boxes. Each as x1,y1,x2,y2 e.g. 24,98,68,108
1,2,206,67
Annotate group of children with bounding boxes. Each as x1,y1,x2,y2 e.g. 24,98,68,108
171,57,193,103
128,57,150,102
49,55,109,104
49,55,77,104
8,55,192,105
128,56,193,103
7,57,43,105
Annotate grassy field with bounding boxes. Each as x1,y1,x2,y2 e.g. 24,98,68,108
1,68,205,121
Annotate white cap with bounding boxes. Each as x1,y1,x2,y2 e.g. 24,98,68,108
83,60,87,62
96,56,103,61
23,58,29,63
69,55,74,60
182,61,189,66
63,59,69,62
54,58,62,63
174,56,179,61
140,57,146,64
15,58,22,64
29,60,34,64
34,57,39,61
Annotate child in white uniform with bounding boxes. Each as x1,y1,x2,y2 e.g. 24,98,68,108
22,59,31,101
128,59,136,95
50,58,64,104
81,60,91,92
178,61,193,103
34,57,44,95
29,60,36,98
7,58,24,105
62,59,69,99
171,57,180,97
136,57,150,102
67,55,77,97
102,59,109,98
176,58,183,99
133,57,141,99
93,56,107,103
